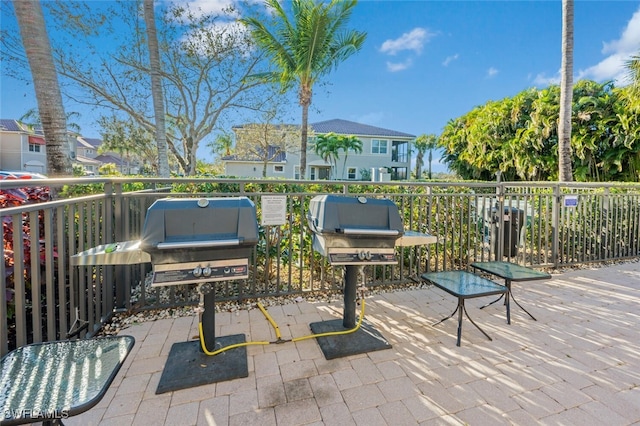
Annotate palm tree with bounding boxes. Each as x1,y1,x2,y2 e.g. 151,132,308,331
314,133,341,179
413,134,438,179
241,0,366,179
338,135,362,179
625,52,640,103
210,132,235,157
558,0,574,182
143,0,170,178
13,0,71,176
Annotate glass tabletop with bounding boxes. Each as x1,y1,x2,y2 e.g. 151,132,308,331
471,261,552,281
421,271,506,298
1,336,134,425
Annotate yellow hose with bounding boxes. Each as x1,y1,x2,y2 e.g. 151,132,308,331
198,298,367,355
257,302,282,340
198,322,269,356
292,299,365,342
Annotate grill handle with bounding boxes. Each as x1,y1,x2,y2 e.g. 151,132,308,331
156,239,240,249
341,228,399,236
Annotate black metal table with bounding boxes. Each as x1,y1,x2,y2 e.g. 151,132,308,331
1,336,134,425
471,261,551,324
421,271,507,346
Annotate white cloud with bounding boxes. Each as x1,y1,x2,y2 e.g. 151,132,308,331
387,59,413,72
184,0,236,16
442,54,459,66
487,67,499,78
533,72,560,86
380,28,436,56
578,7,640,85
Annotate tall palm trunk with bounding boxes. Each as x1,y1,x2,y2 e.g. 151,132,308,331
14,0,71,176
558,0,574,182
143,0,170,178
299,84,312,180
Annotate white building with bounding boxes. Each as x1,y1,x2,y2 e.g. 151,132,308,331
0,119,56,174
223,119,415,180
0,119,136,175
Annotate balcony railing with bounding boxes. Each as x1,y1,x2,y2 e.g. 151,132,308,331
2,177,639,356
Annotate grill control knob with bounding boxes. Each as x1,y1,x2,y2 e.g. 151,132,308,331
193,266,202,277
364,251,372,260
224,268,231,274
202,266,212,277
358,251,366,260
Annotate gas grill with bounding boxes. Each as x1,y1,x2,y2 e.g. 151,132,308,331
71,197,258,286
307,195,404,265
306,195,436,360
140,197,258,286
71,196,259,392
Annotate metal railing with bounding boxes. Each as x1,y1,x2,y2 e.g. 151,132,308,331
2,177,639,355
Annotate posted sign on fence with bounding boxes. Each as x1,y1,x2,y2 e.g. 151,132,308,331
261,195,287,226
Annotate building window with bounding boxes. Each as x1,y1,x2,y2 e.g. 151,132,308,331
28,144,41,153
274,165,284,173
347,167,357,180
294,165,300,179
310,167,316,180
371,139,388,154
390,167,408,180
392,141,408,163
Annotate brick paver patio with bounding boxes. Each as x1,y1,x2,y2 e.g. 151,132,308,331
65,261,640,425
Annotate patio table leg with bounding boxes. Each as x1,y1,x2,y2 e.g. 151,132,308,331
479,293,505,309
462,301,492,343
433,298,494,347
507,280,536,321
432,301,465,346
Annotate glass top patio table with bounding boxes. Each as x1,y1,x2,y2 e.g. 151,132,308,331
421,271,507,299
421,271,507,346
1,335,134,426
471,261,551,323
470,261,551,282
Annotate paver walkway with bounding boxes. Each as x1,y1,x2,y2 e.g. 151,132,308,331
65,261,640,425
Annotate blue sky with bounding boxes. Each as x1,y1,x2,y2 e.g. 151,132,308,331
2,0,640,173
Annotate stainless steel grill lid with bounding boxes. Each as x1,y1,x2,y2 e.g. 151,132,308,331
307,195,404,265
71,196,259,286
140,197,258,265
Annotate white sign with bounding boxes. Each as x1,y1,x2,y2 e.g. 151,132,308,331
261,195,287,226
564,195,579,208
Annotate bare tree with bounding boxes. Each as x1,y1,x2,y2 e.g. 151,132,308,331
234,114,300,177
2,1,276,176
13,0,71,176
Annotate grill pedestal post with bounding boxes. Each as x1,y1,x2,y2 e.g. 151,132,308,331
343,266,358,328
310,264,392,360
156,285,249,394
202,291,216,351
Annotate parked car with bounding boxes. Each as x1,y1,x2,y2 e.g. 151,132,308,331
0,171,51,204
0,171,48,179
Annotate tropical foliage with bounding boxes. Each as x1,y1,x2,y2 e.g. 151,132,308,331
241,0,366,179
439,79,640,182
